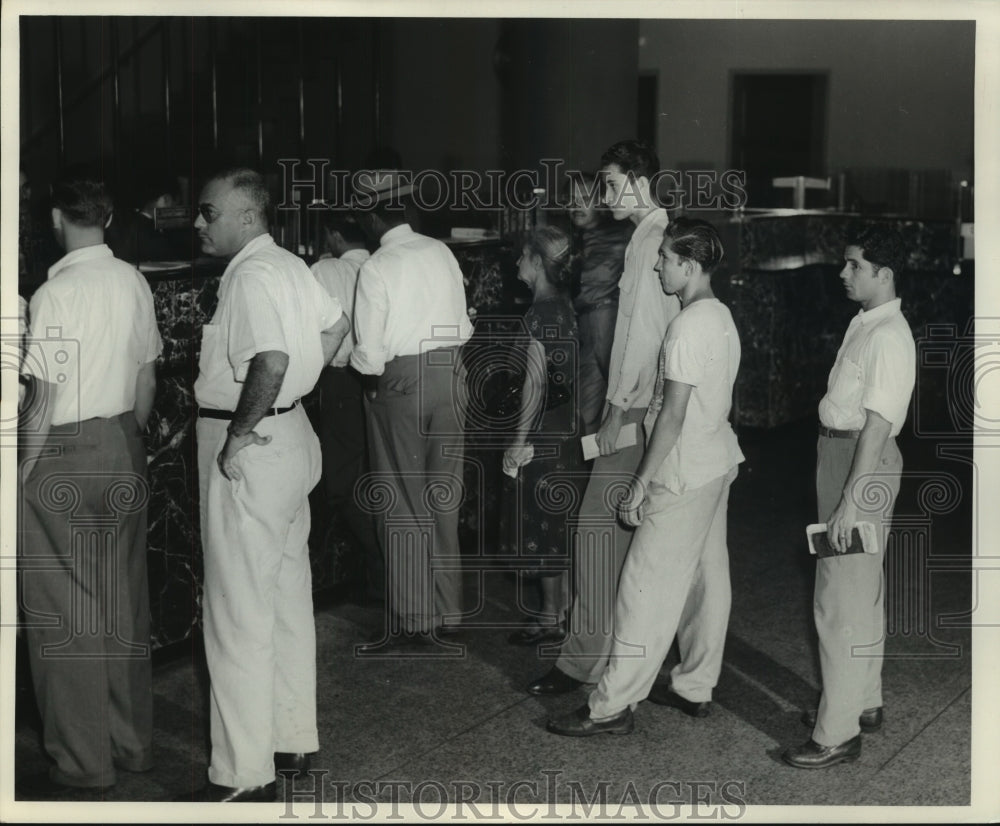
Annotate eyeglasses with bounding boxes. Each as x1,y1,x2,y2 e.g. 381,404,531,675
197,203,221,224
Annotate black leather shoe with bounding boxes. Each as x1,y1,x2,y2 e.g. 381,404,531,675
646,684,711,718
782,736,862,769
275,752,311,777
177,781,277,802
526,666,585,695
547,703,634,737
801,706,883,733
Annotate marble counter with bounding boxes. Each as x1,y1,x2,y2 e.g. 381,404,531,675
715,213,971,428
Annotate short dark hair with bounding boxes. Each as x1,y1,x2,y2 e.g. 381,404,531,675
211,167,271,226
662,217,725,276
599,140,660,182
844,222,907,279
524,225,577,291
51,169,113,228
321,210,367,245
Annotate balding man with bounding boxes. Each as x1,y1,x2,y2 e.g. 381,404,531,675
182,168,349,802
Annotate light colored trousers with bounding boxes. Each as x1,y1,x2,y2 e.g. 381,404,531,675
197,405,321,788
589,466,737,719
812,434,902,747
556,405,646,683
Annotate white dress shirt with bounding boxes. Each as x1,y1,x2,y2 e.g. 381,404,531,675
818,298,915,437
310,248,370,368
22,244,162,426
606,208,680,410
350,223,473,376
194,234,343,410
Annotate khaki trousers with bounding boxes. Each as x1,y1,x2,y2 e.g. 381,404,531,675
556,405,646,683
812,434,902,747
588,466,736,718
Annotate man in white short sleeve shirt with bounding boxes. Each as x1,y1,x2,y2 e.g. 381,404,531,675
184,168,348,801
310,212,383,601
19,171,161,795
784,225,915,769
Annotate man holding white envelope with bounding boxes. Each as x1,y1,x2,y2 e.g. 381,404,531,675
783,224,915,769
527,140,679,696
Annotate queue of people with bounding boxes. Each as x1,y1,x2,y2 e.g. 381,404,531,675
16,138,916,802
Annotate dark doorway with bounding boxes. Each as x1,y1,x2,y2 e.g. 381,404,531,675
731,72,828,208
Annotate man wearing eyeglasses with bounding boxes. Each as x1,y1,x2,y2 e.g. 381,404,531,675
182,168,349,802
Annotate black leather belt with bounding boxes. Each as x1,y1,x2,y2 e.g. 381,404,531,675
819,424,860,439
199,404,297,421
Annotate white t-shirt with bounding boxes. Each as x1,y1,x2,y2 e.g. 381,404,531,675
645,298,744,494
818,298,915,438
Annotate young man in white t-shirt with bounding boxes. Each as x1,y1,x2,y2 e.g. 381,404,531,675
548,217,744,737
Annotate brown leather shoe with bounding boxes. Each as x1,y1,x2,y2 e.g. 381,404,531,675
801,706,883,732
178,781,277,802
646,684,711,718
547,703,634,737
526,666,585,695
782,736,862,769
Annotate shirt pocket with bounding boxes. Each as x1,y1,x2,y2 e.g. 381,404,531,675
198,321,223,370
828,355,864,414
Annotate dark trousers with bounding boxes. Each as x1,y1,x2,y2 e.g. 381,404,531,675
364,348,467,634
19,413,153,787
317,366,384,596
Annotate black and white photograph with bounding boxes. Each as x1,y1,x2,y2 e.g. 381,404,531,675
2,0,998,821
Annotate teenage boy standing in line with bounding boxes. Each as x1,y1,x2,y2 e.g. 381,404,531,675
547,217,743,736
528,140,679,695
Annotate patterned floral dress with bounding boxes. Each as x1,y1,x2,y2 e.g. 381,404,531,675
497,296,587,578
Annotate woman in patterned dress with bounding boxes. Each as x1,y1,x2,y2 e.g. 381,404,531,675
500,226,587,645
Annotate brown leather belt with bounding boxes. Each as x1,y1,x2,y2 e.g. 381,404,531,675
819,424,860,439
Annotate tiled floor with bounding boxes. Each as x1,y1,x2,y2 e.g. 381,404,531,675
10,420,976,817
